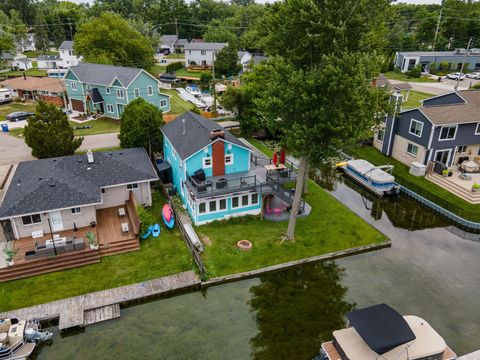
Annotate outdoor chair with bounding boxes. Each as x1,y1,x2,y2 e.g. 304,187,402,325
35,245,47,257
24,250,36,260
197,183,207,192
56,244,66,254
45,248,56,257
73,237,85,251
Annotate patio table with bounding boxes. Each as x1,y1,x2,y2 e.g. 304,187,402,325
461,160,479,173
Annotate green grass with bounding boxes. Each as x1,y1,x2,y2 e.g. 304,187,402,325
23,50,59,58
401,90,435,109
151,64,167,76
163,89,193,114
197,138,389,277
347,145,480,221
1,68,47,77
0,102,35,120
384,71,436,83
0,191,193,312
165,53,185,59
175,68,211,79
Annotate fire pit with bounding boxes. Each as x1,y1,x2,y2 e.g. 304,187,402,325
236,240,252,251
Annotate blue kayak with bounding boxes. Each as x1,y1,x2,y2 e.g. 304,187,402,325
141,225,154,239
152,223,161,237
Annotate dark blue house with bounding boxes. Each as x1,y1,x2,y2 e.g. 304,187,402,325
374,90,480,168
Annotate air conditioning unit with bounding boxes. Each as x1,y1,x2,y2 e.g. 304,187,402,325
409,161,427,177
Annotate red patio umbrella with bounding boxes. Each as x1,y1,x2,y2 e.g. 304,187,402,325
273,151,278,166
280,148,286,164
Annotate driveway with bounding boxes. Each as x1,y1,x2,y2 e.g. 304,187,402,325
389,78,478,96
78,133,120,151
0,132,33,166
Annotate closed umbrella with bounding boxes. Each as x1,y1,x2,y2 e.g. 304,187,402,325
280,148,286,164
273,151,278,166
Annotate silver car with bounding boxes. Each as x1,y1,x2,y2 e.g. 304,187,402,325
446,72,465,80
466,72,480,79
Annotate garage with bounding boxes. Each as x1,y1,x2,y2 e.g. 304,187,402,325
71,99,84,112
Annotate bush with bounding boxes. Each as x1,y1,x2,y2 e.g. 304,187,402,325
166,61,183,73
199,73,212,90
407,64,422,78
137,205,155,234
439,62,449,71
472,83,480,89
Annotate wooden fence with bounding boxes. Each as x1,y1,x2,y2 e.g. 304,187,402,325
126,192,141,236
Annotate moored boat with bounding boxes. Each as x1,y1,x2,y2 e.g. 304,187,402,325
337,159,400,196
162,204,175,229
320,304,457,360
0,318,52,360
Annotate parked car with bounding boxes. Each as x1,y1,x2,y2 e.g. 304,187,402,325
0,89,12,104
446,72,465,80
6,111,34,122
206,105,233,116
466,72,480,79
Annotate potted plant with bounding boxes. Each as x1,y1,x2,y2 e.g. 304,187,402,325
472,183,480,193
4,247,17,266
86,231,99,250
442,169,449,177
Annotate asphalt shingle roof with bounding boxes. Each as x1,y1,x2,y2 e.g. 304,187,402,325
0,148,158,218
68,63,144,87
38,54,61,61
184,42,227,51
59,40,74,50
161,112,247,160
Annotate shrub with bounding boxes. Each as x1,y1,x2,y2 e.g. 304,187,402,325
407,64,422,78
166,61,183,73
439,62,449,71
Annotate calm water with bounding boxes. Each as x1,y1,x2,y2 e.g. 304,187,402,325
33,175,480,359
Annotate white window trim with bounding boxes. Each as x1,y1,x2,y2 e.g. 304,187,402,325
458,145,468,153
376,129,385,143
202,157,212,168
106,87,111,95
147,85,153,96
134,88,140,98
438,125,458,141
116,89,124,99
225,154,234,165
232,193,259,210
475,122,480,135
409,119,423,138
406,143,419,157
106,104,114,113
71,207,81,214
71,82,77,90
127,183,139,190
21,214,42,226
160,99,167,107
434,149,452,164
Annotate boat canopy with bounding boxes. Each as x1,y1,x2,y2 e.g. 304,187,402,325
347,160,394,184
346,304,416,354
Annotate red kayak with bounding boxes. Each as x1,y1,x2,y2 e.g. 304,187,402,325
162,204,175,229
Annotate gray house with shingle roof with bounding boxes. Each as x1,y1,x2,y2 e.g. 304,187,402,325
374,90,480,168
64,63,170,118
0,148,158,241
184,42,227,67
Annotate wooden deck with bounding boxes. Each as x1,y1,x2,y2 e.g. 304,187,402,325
96,206,135,246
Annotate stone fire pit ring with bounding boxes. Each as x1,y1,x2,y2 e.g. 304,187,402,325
236,240,253,251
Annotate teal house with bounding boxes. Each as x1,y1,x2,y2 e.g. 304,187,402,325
160,112,305,225
64,63,170,119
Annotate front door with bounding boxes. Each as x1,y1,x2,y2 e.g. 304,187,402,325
50,211,64,232
435,150,450,165
212,140,225,176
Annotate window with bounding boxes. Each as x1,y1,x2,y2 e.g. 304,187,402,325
22,214,41,226
475,63,480,70
232,196,239,208
203,157,212,168
147,85,153,96
71,207,81,214
188,50,191,55
219,199,227,210
406,143,418,156
458,145,468,153
439,125,457,141
116,89,124,99
209,200,216,212
409,119,423,137
127,183,139,189
106,104,114,113
476,123,480,135
201,50,206,56
225,154,233,165
199,203,206,214
106,87,110,94
101,188,106,194
242,195,249,206
160,99,167,107
376,129,385,143
71,82,77,90
134,88,140,98
69,50,72,56
251,193,258,205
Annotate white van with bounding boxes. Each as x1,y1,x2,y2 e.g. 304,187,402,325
0,88,12,104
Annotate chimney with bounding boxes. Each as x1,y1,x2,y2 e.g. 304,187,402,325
87,149,94,164
210,129,225,141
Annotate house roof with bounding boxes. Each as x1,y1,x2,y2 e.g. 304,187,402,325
67,63,146,87
185,42,227,51
0,148,159,219
86,88,104,104
161,111,246,160
397,50,480,57
417,90,480,125
59,40,74,50
1,53,14,60
0,76,65,93
161,35,178,47
37,54,61,61
15,58,31,63
176,39,188,46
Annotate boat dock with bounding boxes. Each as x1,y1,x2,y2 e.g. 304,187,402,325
460,350,480,360
0,271,200,331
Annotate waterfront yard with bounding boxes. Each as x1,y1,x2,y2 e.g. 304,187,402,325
162,89,193,114
0,101,35,119
175,68,211,79
0,191,193,312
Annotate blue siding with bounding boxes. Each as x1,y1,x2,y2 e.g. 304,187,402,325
395,109,432,148
196,194,262,224
128,72,170,113
423,93,465,107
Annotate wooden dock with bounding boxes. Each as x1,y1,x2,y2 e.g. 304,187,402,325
0,271,199,331
460,350,480,360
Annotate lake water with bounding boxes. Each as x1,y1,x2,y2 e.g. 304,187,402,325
33,176,480,359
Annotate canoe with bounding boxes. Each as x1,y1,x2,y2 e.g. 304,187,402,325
162,204,175,229
152,223,161,237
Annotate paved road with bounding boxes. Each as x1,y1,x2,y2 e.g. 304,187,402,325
78,132,120,151
0,132,33,166
389,78,478,96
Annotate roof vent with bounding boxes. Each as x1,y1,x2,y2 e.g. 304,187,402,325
38,177,43,181
210,129,225,141
87,149,94,164
78,160,82,163
182,118,186,134
87,167,91,171
17,179,21,186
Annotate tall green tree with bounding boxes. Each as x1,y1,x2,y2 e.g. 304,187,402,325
214,43,241,77
8,10,26,44
119,98,164,158
74,12,156,70
34,12,50,53
0,11,14,57
49,14,66,48
24,102,83,159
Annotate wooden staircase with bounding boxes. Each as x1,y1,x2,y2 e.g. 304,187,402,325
0,249,101,283
99,238,140,257
427,173,480,204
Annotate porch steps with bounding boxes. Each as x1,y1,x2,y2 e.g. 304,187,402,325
0,250,101,283
99,238,140,257
427,173,480,204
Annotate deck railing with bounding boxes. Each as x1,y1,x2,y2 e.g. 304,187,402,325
251,153,297,171
186,174,257,197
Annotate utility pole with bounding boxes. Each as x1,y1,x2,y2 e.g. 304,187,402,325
455,37,473,91
432,8,442,52
175,18,178,38
212,51,217,117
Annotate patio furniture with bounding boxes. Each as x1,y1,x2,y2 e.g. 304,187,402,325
73,237,85,250
122,222,129,234
118,207,126,217
216,178,227,189
31,230,43,238
55,243,66,254
461,160,479,173
279,169,289,179
53,234,61,240
45,247,55,257
35,244,47,257
24,250,36,260
65,238,74,252
460,173,472,181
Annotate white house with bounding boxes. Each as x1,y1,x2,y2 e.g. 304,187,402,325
185,42,227,67
12,54,32,71
15,33,35,53
37,54,61,69
237,51,268,72
58,40,82,68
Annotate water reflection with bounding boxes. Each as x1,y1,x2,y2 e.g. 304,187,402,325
249,262,354,360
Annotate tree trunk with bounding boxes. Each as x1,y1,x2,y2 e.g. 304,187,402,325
285,156,307,241
303,161,309,194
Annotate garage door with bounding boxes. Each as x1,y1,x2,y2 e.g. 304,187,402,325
71,99,84,112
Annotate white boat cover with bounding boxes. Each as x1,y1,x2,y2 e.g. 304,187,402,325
333,315,447,360
347,159,394,184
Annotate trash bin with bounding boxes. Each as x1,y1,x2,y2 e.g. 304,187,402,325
1,124,8,132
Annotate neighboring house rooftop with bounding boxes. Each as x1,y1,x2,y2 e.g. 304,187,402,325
0,76,65,93
67,63,147,87
176,39,188,47
37,54,61,61
161,35,177,46
0,148,158,219
397,49,480,57
161,111,246,160
409,90,480,125
59,40,74,50
1,53,14,61
185,42,227,51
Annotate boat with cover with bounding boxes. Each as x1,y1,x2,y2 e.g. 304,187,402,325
320,304,456,360
337,159,399,196
0,318,52,360
162,204,175,229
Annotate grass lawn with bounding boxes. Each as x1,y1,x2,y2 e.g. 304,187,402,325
163,89,193,114
175,68,211,79
196,138,388,277
23,50,59,58
384,71,436,83
401,90,434,109
165,53,185,59
151,64,167,76
0,191,193,312
0,102,35,120
347,145,480,221
1,68,47,77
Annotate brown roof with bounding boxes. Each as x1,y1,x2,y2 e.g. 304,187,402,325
0,76,65,94
419,90,480,125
